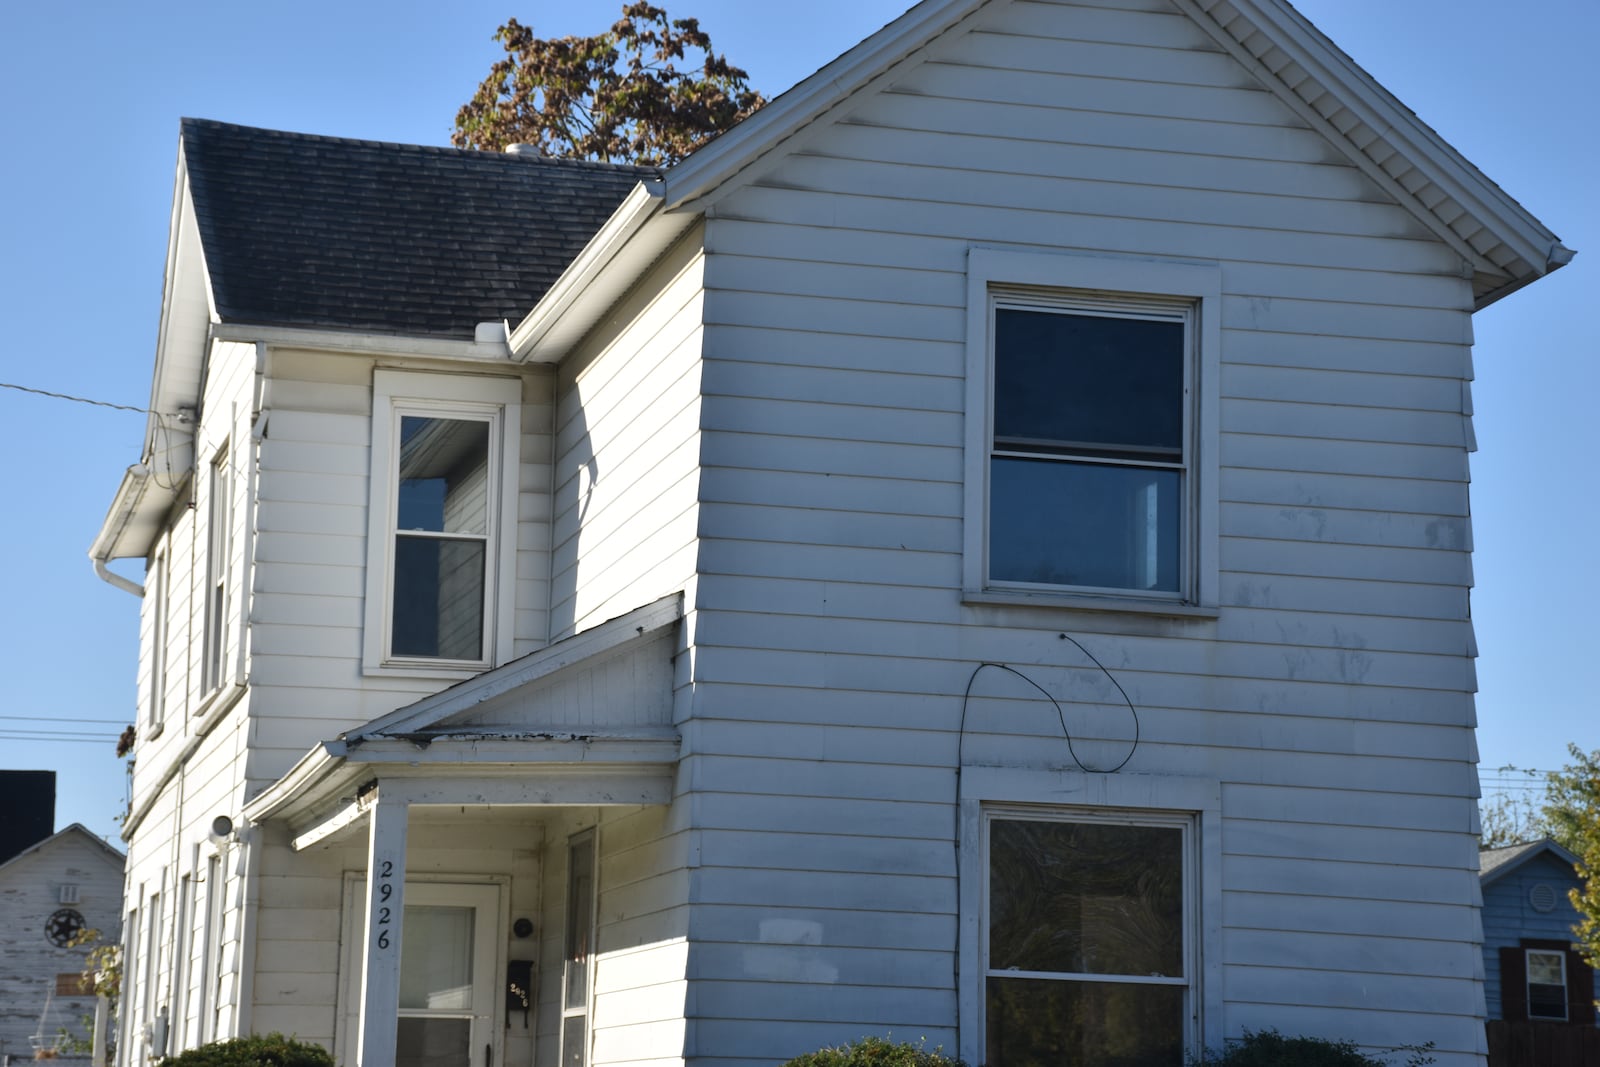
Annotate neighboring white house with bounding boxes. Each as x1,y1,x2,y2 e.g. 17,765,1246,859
91,1,1573,1065
0,822,125,1064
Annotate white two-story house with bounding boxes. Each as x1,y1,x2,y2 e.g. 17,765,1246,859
91,1,1572,1065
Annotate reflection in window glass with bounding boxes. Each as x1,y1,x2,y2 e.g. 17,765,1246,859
392,415,491,660
1527,950,1567,1020
986,815,1190,1067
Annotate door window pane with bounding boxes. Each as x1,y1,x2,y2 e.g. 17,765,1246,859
396,1017,471,1067
400,906,474,1010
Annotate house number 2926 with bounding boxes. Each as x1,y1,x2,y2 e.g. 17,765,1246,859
376,860,394,950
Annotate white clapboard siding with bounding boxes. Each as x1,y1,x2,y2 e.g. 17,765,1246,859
551,228,708,637
674,0,1486,1059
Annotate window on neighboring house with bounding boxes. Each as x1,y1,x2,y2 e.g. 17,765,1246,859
561,830,596,1067
981,809,1196,1066
964,249,1219,610
1527,949,1568,1021
202,447,232,693
364,372,521,673
148,544,168,737
1497,939,1594,1025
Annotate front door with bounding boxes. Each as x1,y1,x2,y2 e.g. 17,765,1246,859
341,879,501,1067
397,883,500,1067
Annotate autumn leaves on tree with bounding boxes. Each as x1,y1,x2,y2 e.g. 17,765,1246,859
453,2,765,165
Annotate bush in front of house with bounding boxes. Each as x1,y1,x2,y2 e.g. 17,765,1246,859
779,1035,966,1067
158,1034,333,1066
1189,1028,1435,1066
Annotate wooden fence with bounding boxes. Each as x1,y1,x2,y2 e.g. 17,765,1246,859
1486,1020,1600,1066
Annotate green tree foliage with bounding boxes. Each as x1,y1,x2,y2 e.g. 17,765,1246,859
1188,1028,1433,1066
779,1036,965,1067
453,2,765,165
158,1033,333,1066
1544,743,1600,969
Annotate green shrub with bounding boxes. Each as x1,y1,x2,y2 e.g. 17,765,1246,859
780,1035,965,1067
159,1033,333,1066
1189,1028,1434,1067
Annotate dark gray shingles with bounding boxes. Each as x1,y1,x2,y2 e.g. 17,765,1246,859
181,118,657,340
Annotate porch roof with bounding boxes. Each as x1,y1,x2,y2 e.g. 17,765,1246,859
242,593,684,845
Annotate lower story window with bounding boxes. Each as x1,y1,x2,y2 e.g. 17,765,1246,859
984,810,1195,1066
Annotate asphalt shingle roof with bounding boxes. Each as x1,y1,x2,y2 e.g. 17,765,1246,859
181,118,657,340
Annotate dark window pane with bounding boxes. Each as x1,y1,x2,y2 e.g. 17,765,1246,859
990,819,1183,977
990,457,1180,591
565,836,595,1011
986,976,1183,1067
396,1017,471,1067
562,1014,587,1067
994,309,1183,455
398,417,490,535
392,538,485,659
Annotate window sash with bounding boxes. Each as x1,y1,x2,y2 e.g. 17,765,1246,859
985,293,1195,599
981,809,1198,1062
384,407,498,666
202,448,232,693
1526,949,1568,1020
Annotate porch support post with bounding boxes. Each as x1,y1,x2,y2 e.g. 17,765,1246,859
356,789,408,1067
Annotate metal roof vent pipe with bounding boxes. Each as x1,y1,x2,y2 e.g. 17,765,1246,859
505,143,542,157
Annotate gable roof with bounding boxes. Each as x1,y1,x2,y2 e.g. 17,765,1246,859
181,118,657,340
551,0,1567,341
0,823,124,880
1480,837,1581,888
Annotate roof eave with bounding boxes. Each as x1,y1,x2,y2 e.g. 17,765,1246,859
508,180,685,363
661,0,989,211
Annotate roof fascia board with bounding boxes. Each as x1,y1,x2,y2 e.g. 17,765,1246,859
660,0,992,212
148,154,212,457
1179,0,1566,290
508,180,678,363
88,464,153,565
1481,839,1583,888
213,322,513,361
345,592,684,743
0,824,125,878
241,741,348,826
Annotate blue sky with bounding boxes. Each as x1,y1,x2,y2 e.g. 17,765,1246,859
1,0,1592,844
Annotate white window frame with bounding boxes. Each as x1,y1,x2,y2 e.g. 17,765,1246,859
201,446,233,695
1526,948,1569,1021
561,829,598,1067
147,540,168,739
362,371,522,676
957,768,1223,1065
963,248,1220,614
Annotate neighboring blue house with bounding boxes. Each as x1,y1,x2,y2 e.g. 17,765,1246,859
1480,839,1597,1026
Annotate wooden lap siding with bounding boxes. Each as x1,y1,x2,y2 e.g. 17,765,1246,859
682,0,1482,1061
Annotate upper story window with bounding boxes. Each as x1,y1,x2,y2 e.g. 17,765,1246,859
201,446,232,694
363,371,522,675
964,249,1220,612
147,542,169,737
